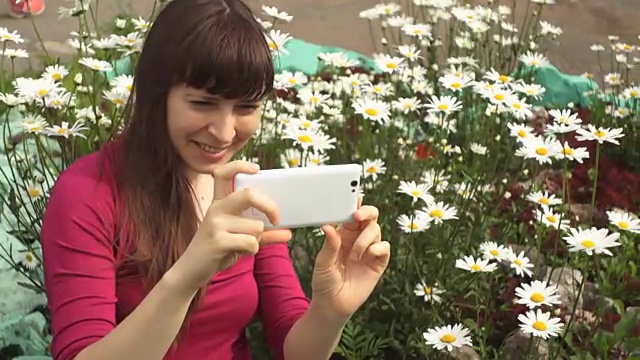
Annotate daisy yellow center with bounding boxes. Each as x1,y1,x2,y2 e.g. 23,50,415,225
268,42,278,50
535,147,548,156
429,209,444,218
437,104,449,111
301,122,312,128
408,222,419,230
297,135,313,143
126,85,133,92
365,108,379,117
38,89,49,96
545,215,557,223
52,73,62,81
498,75,509,83
493,94,505,101
310,96,319,103
440,334,456,343
365,166,377,174
410,190,421,197
56,128,68,135
517,130,527,138
311,158,320,164
526,89,535,94
489,249,499,257
630,90,639,97
581,239,595,248
288,78,297,84
514,259,522,266
617,221,629,229
530,292,545,303
25,253,34,262
412,29,423,35
451,82,461,89
27,188,41,197
114,98,124,105
539,197,550,205
562,148,574,156
512,103,522,109
532,321,547,331
288,159,299,166
386,62,397,69
594,130,607,138
424,287,432,295
470,264,481,271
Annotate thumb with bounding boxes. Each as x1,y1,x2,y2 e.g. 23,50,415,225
315,224,342,266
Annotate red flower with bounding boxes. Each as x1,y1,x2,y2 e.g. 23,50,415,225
415,142,436,159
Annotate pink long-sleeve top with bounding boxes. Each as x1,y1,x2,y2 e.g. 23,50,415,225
40,140,311,360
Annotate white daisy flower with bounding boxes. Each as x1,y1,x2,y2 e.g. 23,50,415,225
515,280,562,309
414,282,444,303
518,309,564,339
563,227,621,256
455,256,497,273
423,324,473,352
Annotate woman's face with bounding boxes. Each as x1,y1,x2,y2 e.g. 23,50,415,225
166,84,262,177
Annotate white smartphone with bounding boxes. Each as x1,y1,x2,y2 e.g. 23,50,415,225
233,164,363,229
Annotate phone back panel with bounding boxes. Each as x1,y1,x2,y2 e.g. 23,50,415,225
233,164,362,229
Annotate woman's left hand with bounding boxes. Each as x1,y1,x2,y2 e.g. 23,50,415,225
311,197,391,318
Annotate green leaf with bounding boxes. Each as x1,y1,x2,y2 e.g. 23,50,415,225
613,310,639,342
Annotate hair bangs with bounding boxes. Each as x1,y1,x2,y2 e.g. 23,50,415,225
175,15,274,102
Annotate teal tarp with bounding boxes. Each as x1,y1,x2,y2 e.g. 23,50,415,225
107,38,601,109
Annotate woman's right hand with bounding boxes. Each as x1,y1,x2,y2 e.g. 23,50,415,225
167,161,293,295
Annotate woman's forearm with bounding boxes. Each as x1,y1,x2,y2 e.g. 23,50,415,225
283,300,350,360
74,267,197,360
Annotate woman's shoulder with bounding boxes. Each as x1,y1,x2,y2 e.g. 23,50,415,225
49,140,123,210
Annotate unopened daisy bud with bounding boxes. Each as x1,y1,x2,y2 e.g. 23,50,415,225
74,73,83,84
440,139,447,145
431,64,439,71
381,38,388,45
392,175,399,180
523,169,529,176
397,138,405,145
502,178,508,184
504,191,512,199
495,135,501,141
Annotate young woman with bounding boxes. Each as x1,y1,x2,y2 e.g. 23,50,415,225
7,0,45,17
40,0,391,359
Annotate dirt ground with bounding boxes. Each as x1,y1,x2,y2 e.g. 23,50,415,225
1,0,640,78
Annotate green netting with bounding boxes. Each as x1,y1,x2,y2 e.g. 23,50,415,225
106,38,599,109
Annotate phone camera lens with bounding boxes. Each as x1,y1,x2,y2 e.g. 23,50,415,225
350,180,358,187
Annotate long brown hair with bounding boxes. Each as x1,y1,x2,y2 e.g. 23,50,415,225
114,0,274,317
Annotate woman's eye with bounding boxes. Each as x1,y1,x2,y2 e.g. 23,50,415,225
191,100,214,107
237,104,259,110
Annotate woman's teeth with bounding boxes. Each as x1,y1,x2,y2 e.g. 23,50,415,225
196,142,224,154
